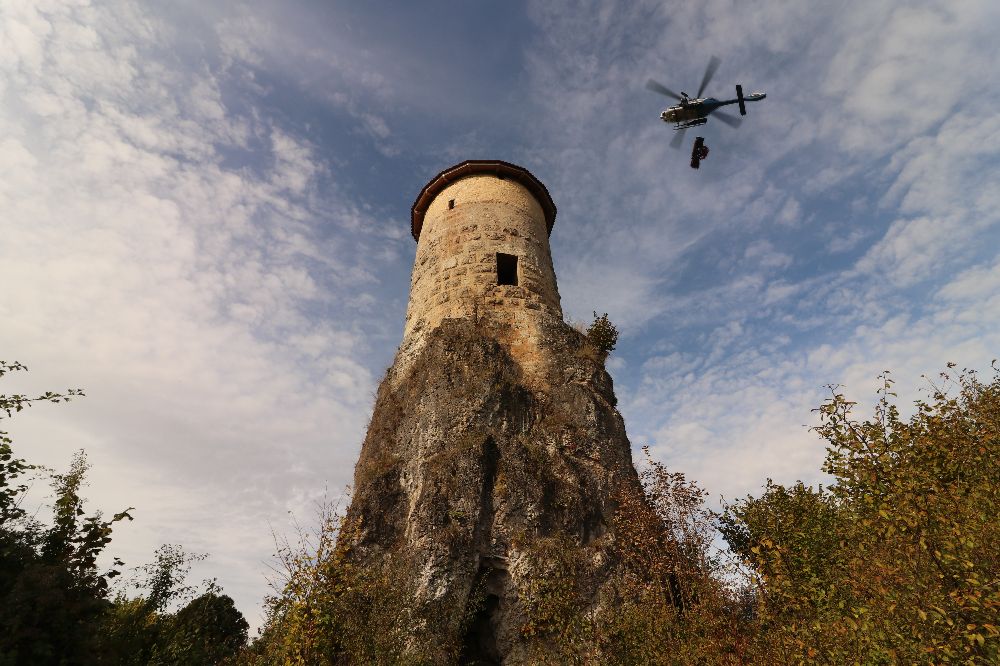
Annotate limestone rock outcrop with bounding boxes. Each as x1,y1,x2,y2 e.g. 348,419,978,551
345,316,642,663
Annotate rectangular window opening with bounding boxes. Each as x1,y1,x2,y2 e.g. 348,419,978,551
497,253,518,286
448,199,455,209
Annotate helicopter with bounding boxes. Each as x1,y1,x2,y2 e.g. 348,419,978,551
646,56,766,150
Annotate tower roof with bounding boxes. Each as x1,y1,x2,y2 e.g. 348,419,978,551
410,160,557,241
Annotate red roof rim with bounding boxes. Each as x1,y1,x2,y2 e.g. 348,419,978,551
410,160,557,241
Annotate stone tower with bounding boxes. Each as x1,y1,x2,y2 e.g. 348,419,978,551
343,160,644,664
396,160,563,385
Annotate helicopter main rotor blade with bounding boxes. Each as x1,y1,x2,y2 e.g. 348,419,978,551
645,79,682,100
670,128,687,149
711,109,743,128
696,56,721,98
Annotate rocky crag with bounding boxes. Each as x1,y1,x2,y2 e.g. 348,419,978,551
344,314,644,664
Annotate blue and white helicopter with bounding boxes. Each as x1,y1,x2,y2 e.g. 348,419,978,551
646,56,766,150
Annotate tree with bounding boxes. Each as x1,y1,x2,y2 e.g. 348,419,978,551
721,366,1000,663
587,312,619,357
152,587,249,665
594,448,750,664
718,481,852,663
100,544,210,665
0,360,248,664
0,361,132,664
0,451,134,663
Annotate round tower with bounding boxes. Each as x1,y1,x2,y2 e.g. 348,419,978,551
398,160,562,379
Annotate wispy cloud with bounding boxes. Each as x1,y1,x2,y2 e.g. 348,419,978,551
520,0,1000,504
3,0,998,632
0,0,404,626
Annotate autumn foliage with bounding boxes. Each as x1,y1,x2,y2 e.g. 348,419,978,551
6,355,998,664
720,367,1000,664
249,364,1000,664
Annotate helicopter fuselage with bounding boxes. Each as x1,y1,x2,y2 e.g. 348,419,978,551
661,91,766,128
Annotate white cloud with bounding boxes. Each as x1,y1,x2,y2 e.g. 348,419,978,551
855,111,1000,287
776,198,802,227
0,0,400,629
823,2,999,153
4,0,1000,635
523,0,1000,510
828,227,868,254
743,240,792,271
937,257,1000,303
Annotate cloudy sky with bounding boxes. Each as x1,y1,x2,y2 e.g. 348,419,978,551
3,0,999,630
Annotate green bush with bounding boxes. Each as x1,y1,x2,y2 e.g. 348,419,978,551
586,312,619,356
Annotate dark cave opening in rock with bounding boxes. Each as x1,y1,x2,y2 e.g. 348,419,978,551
460,591,502,665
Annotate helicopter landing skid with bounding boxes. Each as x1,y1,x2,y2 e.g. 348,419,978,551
674,118,708,131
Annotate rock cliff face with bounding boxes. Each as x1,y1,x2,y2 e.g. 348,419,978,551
344,315,643,664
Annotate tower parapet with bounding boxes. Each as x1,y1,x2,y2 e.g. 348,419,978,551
397,160,563,382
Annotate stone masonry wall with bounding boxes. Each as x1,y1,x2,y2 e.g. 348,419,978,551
397,174,563,384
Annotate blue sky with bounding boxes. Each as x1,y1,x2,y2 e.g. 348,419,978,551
3,0,999,631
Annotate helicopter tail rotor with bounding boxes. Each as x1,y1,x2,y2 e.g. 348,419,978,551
736,84,747,116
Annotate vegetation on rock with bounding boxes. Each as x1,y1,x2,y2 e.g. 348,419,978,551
250,364,1000,664
6,353,999,664
586,312,619,357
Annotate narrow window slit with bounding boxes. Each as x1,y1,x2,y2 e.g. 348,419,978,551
496,253,518,286
448,199,455,209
